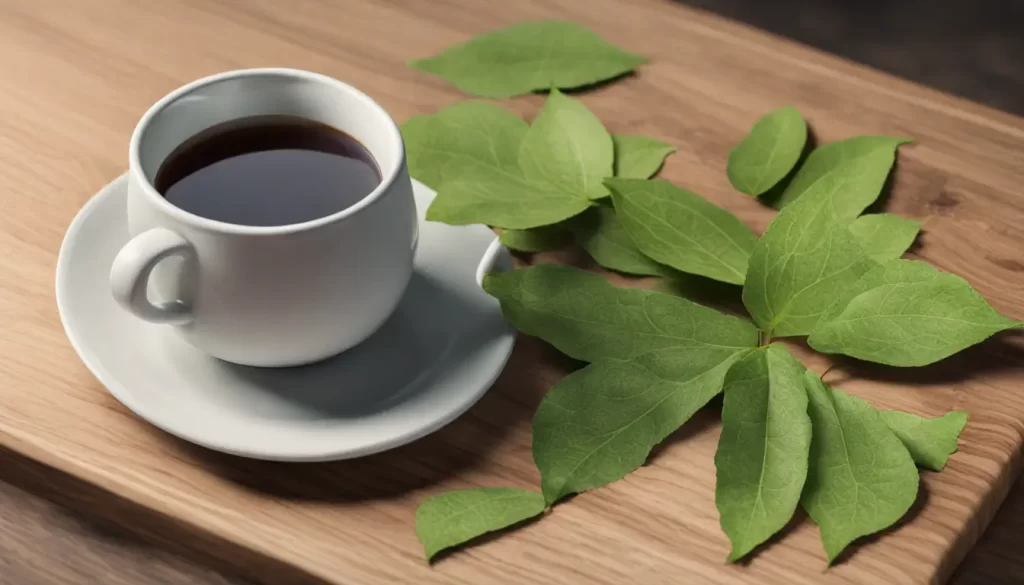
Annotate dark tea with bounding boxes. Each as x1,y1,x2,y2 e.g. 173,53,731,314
154,115,381,227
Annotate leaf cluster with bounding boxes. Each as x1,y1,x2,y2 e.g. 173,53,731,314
405,22,1008,567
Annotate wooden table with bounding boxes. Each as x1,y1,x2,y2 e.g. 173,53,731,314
1,0,1022,583
1,466,1021,584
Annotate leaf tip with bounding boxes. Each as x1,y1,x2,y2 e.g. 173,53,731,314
423,203,443,223
601,178,633,201
725,547,750,563
626,52,650,67
541,489,562,507
422,545,441,563
821,540,847,567
407,57,433,72
480,271,506,295
778,105,805,118
540,476,572,507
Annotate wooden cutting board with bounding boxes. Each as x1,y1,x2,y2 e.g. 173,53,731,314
1,0,1023,583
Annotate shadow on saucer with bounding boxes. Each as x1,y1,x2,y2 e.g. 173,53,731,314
214,271,496,421
148,335,577,503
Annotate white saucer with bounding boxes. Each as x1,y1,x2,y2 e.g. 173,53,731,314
56,174,515,461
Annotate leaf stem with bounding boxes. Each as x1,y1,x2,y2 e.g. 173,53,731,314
758,330,772,347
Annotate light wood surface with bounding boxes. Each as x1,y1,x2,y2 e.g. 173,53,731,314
0,449,242,585
1,0,1023,583
0,464,1022,585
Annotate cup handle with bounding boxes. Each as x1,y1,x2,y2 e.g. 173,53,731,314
110,227,195,325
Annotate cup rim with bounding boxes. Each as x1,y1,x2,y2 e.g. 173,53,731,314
128,68,406,236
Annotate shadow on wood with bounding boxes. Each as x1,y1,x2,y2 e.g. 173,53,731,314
830,482,932,567
827,330,1024,387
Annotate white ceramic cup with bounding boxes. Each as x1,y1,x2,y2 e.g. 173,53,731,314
110,69,418,367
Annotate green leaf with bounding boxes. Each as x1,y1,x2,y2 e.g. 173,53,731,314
426,176,591,229
483,264,758,363
606,178,758,285
818,258,937,325
400,101,527,190
727,107,807,196
774,136,911,215
808,260,1019,366
534,346,751,504
415,488,546,560
567,136,678,269
742,181,877,337
520,88,614,201
409,21,647,98
879,410,968,471
801,372,919,564
613,134,676,179
499,226,573,253
848,214,921,262
741,137,911,335
423,91,612,229
569,206,671,276
715,345,811,561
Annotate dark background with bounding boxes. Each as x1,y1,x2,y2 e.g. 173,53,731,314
680,0,1024,115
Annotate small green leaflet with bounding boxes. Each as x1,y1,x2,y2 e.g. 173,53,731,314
401,101,527,190
607,178,758,285
808,260,1019,366
425,90,610,229
409,21,647,98
613,134,676,180
774,136,911,215
483,264,758,362
403,101,588,229
499,226,573,253
569,135,677,272
569,206,672,276
715,345,811,561
415,488,546,560
426,177,590,229
848,214,921,262
499,132,676,256
818,257,936,325
743,183,876,336
520,89,613,201
880,410,968,471
727,107,807,196
534,346,751,504
801,372,919,564
408,97,674,235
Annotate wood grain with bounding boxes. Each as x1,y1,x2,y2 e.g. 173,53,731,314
0,0,1022,583
0,460,1021,585
953,476,1024,584
0,455,242,585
